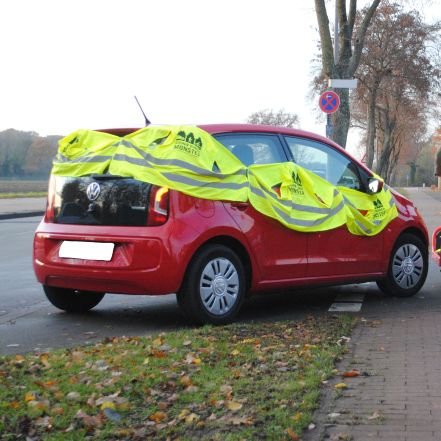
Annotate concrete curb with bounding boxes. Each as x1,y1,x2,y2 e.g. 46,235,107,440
0,211,45,221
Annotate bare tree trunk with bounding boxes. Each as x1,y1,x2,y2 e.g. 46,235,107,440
365,85,378,169
314,0,381,149
332,88,350,147
376,109,396,179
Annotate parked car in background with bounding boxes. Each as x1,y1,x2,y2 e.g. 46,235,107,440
33,124,429,325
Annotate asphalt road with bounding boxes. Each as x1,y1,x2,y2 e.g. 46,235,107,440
1,188,441,355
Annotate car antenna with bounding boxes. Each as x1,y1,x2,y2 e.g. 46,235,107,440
134,95,151,126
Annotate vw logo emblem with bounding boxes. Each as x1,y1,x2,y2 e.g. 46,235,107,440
86,182,101,201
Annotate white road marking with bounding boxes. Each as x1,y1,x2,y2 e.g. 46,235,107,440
329,293,365,312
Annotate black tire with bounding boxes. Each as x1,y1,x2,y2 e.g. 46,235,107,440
377,233,428,297
43,286,105,312
177,244,246,325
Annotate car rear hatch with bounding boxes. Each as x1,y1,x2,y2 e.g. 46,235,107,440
48,175,166,226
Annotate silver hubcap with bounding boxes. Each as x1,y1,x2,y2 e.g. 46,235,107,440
200,257,239,316
392,243,424,289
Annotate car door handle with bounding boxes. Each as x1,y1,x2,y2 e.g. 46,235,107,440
231,202,249,211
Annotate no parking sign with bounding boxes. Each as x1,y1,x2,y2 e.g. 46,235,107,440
319,91,340,114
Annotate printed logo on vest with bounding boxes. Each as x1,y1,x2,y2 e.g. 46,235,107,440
289,171,304,196
373,199,386,219
175,131,203,156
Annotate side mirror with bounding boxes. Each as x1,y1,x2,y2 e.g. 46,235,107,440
367,178,384,194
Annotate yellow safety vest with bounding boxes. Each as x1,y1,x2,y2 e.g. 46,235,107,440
339,185,398,236
53,126,249,202
247,162,348,232
51,125,397,236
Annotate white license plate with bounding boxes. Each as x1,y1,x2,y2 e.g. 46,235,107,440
59,241,114,261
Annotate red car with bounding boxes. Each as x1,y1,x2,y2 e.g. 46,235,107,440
33,124,429,324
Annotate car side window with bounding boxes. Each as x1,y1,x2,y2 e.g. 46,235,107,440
284,136,362,191
214,134,285,166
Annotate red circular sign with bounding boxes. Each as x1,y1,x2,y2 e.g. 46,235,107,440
319,91,340,114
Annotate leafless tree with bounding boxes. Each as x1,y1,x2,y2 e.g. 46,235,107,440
247,109,299,128
352,1,440,178
314,0,381,148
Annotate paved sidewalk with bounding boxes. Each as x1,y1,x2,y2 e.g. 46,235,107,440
0,197,46,219
305,188,441,441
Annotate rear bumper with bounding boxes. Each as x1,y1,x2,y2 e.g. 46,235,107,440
33,221,184,295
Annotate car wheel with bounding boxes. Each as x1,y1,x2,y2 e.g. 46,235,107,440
43,286,105,312
377,233,428,297
177,244,246,325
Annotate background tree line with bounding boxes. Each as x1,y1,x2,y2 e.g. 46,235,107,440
313,0,440,186
0,129,60,178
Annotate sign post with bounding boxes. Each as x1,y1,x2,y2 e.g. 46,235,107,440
319,90,340,139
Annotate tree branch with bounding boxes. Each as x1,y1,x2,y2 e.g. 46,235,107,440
314,0,337,77
348,0,381,76
348,0,357,39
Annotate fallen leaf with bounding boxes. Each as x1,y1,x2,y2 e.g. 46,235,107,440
184,353,201,364
291,412,303,422
226,401,243,411
34,380,58,391
72,351,85,362
342,369,360,378
180,375,193,387
149,411,167,423
152,336,164,346
15,355,25,363
334,383,348,390
51,406,64,416
286,428,300,440
9,401,20,409
24,391,37,402
75,410,103,430
35,416,53,429
220,384,233,400
150,349,167,359
66,391,81,402
185,413,199,424
231,416,254,426
39,354,51,368
328,412,341,419
368,410,382,420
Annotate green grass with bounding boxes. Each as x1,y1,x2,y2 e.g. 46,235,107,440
0,192,47,198
0,315,355,440
0,180,47,198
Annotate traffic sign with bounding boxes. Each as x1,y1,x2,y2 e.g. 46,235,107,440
319,91,340,114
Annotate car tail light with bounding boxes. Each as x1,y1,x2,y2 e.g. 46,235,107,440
45,174,56,222
147,186,169,226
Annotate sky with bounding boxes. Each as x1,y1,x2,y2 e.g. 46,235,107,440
1,1,439,147
0,1,323,137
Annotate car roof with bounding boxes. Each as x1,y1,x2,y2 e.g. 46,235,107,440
199,123,333,144
101,124,339,147
98,124,350,161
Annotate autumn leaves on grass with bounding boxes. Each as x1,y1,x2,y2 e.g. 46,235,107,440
0,316,355,440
